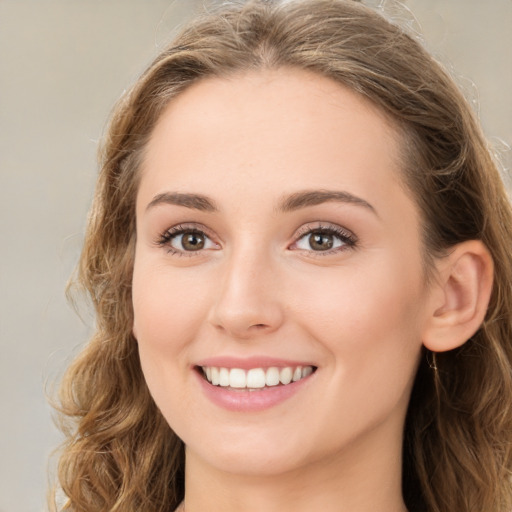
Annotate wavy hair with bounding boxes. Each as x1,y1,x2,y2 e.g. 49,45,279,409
50,1,512,511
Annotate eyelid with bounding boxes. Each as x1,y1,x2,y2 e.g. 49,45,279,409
289,222,357,255
293,222,355,240
155,222,221,255
154,221,357,257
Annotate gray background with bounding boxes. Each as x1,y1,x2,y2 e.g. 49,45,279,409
0,1,510,511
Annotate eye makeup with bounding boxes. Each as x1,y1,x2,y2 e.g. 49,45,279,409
290,222,357,256
155,220,357,258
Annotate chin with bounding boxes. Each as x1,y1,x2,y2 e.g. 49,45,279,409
187,442,311,477
179,419,311,475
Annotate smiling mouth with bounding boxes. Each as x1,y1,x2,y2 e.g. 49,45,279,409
197,365,317,390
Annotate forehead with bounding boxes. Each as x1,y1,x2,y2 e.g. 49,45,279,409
138,67,410,219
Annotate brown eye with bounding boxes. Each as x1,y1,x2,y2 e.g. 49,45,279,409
292,225,356,254
308,232,334,251
158,225,219,255
176,232,205,251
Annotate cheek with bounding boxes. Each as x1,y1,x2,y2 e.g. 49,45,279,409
289,252,426,371
132,261,209,351
131,259,214,422
289,257,425,437
131,259,212,407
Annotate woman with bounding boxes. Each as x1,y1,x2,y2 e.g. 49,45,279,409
51,1,512,511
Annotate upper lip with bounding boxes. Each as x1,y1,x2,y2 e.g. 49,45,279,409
195,356,317,370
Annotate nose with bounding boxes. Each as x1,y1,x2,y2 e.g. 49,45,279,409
208,248,284,340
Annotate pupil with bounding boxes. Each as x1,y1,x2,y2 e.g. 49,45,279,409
310,232,333,251
183,233,204,251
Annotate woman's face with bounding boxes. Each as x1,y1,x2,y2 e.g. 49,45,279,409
132,68,434,476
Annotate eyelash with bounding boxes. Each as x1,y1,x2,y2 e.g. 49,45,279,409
156,224,214,256
155,223,357,257
292,223,357,256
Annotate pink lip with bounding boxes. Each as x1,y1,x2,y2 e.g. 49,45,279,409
194,363,316,413
195,356,315,370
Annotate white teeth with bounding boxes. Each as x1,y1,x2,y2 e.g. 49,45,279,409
201,365,315,389
266,367,280,387
229,368,246,388
279,367,293,385
219,367,230,387
302,366,313,378
247,368,266,388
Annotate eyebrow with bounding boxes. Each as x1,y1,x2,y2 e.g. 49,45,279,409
145,189,377,215
146,192,219,212
278,189,377,215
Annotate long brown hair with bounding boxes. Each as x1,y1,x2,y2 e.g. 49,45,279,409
50,1,512,510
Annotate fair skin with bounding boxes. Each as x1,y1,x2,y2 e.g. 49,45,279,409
132,68,493,512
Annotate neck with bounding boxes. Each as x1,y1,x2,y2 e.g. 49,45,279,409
182,422,408,512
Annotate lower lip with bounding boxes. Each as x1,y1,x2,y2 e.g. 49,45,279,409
195,371,313,412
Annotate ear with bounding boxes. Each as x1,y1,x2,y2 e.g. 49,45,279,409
422,240,494,352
